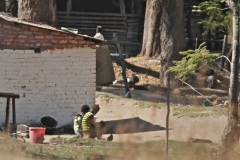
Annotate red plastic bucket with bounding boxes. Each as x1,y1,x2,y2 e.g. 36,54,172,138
29,127,46,144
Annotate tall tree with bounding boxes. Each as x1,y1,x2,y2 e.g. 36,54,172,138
6,0,18,17
221,0,239,155
197,0,239,155
18,0,58,27
140,0,186,85
140,0,161,58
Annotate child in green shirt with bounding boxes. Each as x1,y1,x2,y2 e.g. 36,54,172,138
73,105,90,137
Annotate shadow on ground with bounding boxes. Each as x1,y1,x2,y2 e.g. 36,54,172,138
102,117,165,134
114,60,160,79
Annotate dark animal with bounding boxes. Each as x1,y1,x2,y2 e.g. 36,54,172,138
127,74,139,88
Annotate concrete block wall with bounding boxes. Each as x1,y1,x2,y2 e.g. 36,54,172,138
0,48,96,127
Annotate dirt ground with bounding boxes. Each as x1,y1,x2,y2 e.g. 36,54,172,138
100,57,231,144
34,87,228,145
96,88,228,144
37,57,232,145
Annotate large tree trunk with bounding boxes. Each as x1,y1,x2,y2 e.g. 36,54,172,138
0,0,6,12
140,0,185,85
160,1,185,86
221,1,239,155
140,0,161,57
18,0,58,27
5,0,18,17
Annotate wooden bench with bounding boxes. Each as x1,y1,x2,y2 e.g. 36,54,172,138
0,92,20,133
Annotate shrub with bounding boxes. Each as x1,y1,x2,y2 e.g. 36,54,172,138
168,43,219,82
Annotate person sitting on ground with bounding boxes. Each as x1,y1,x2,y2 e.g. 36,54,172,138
82,104,113,141
73,105,90,138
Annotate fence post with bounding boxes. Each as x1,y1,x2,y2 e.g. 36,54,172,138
195,37,198,49
221,35,227,70
113,33,131,98
66,0,72,17
165,73,170,154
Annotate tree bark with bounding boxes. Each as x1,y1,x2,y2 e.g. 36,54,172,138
140,0,185,85
140,0,161,57
5,0,18,17
159,0,186,86
221,2,239,155
18,0,58,27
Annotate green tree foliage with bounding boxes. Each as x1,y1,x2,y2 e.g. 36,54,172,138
198,0,232,35
168,43,219,82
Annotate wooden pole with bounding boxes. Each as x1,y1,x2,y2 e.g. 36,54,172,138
131,0,135,14
165,73,170,154
113,33,131,98
66,0,72,17
12,98,16,126
119,0,126,14
4,98,10,132
221,35,227,70
195,37,198,49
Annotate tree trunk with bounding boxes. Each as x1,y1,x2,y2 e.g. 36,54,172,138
0,0,5,12
18,0,58,27
159,0,186,86
140,0,185,85
140,0,161,57
5,0,18,17
221,2,239,155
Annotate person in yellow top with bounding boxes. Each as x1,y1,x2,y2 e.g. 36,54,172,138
73,105,90,138
82,104,113,141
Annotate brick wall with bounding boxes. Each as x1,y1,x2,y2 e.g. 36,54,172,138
0,48,96,127
0,18,97,50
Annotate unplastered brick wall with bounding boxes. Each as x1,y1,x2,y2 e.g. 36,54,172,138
0,18,97,50
0,48,96,127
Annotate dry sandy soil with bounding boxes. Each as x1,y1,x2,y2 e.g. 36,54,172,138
95,88,228,144
39,56,231,145
1,58,236,160
38,87,228,145
99,56,230,144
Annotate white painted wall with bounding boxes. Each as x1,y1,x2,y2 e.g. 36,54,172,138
0,48,96,127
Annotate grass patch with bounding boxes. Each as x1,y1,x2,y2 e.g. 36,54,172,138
96,92,120,99
133,100,166,109
1,134,240,160
172,106,228,118
96,91,165,109
96,92,228,117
